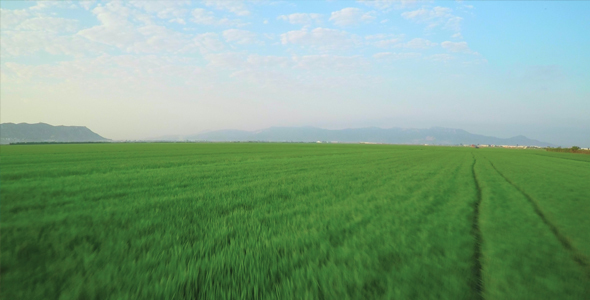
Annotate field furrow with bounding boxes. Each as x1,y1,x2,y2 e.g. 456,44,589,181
480,149,590,260
474,154,589,299
487,160,590,277
469,155,484,300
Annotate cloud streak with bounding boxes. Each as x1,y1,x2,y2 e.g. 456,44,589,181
329,8,375,26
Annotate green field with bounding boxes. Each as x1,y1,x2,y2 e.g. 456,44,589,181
2,143,589,299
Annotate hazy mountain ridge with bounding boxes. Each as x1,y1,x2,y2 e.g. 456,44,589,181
156,126,554,146
0,123,108,144
2,123,554,146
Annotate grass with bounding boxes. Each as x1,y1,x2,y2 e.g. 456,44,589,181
479,149,590,260
1,143,589,299
473,156,588,299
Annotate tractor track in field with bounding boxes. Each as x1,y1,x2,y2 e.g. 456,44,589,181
531,153,590,164
470,154,484,300
488,160,590,278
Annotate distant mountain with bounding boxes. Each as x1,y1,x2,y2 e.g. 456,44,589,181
164,126,553,147
0,123,109,144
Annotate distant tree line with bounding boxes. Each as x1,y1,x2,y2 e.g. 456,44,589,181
546,146,590,154
8,141,111,145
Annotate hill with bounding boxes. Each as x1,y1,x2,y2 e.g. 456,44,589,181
173,126,553,147
0,123,108,144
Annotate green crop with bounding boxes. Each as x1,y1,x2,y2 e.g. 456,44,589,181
474,156,588,299
1,143,588,299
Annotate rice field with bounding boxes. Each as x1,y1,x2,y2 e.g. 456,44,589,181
1,143,589,299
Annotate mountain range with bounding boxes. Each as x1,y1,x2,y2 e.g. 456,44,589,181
0,123,555,146
0,123,108,144
151,126,554,147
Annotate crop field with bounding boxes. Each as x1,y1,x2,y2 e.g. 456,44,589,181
1,143,589,299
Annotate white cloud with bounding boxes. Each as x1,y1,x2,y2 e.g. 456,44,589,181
373,38,403,48
445,16,463,32
278,13,322,26
1,1,487,119
205,53,368,73
441,41,472,53
426,53,453,62
402,6,451,21
203,0,249,16
366,33,404,40
403,38,437,49
225,56,376,91
1,8,31,29
368,36,434,49
329,8,375,26
229,69,294,89
205,52,248,69
1,7,79,33
205,53,290,70
134,25,194,53
280,27,360,50
402,6,462,33
77,3,196,54
293,55,368,71
451,32,463,39
202,52,371,90
129,1,189,21
29,1,76,11
247,55,291,69
12,16,79,33
6,56,135,79
76,3,144,50
0,8,106,57
191,8,218,25
169,18,187,25
1,30,105,57
223,29,260,45
191,8,245,26
365,34,389,40
194,33,225,52
79,1,96,11
2,55,210,94
358,0,418,10
463,58,488,65
0,4,241,58
373,52,421,60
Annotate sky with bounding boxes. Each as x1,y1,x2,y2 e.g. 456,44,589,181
1,0,589,146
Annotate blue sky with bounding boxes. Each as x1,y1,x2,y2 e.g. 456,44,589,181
1,1,589,146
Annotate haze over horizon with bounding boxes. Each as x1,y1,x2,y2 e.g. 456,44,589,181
1,1,589,147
